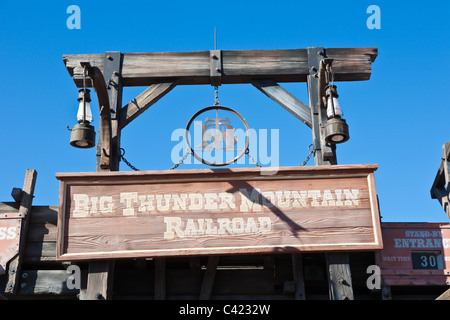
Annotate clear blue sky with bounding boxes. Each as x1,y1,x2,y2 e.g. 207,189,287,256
0,1,449,223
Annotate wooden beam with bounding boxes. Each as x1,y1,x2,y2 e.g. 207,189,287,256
85,261,114,300
432,187,450,219
4,169,37,294
120,81,177,130
326,253,354,300
83,63,112,170
307,47,353,301
84,53,123,301
154,258,166,300
63,48,378,87
251,80,312,128
436,288,450,300
381,286,392,300
199,256,219,300
430,142,450,218
291,254,305,300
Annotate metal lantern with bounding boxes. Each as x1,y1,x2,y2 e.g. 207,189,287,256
70,88,96,148
323,117,349,144
323,85,349,144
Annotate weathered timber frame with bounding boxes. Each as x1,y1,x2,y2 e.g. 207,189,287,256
63,46,378,300
431,141,450,218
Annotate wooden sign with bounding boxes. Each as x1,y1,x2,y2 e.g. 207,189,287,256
0,214,22,274
376,223,450,286
56,165,382,261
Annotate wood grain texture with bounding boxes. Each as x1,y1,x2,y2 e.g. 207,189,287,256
251,79,312,128
63,48,378,87
119,81,177,129
56,165,381,261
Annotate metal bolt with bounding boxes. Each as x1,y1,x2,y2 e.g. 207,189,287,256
95,293,104,300
21,272,28,279
20,283,26,288
6,283,13,290
211,54,217,59
106,55,112,60
215,67,221,73
9,267,16,275
113,71,119,76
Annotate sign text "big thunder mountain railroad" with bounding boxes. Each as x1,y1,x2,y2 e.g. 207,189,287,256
56,165,382,261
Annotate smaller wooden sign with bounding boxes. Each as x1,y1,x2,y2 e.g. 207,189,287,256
56,165,382,261
0,214,22,275
376,223,450,286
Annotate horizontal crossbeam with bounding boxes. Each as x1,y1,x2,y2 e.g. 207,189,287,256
63,47,378,87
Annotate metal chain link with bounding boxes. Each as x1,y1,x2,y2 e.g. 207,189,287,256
120,144,314,171
300,144,314,166
214,86,219,106
119,148,140,171
245,148,261,167
170,148,192,170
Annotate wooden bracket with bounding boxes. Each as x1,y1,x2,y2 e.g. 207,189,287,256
252,79,312,128
318,58,334,109
81,62,112,170
10,188,22,203
120,81,177,130
210,50,222,86
431,141,450,218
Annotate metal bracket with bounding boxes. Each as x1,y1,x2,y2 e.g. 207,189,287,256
103,52,122,120
210,50,222,86
318,58,334,109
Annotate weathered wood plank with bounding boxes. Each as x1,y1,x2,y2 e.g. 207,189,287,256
154,258,166,300
86,261,114,300
63,48,377,87
23,242,56,262
199,256,219,300
326,252,354,300
251,79,312,128
17,270,84,296
119,81,177,129
436,288,450,300
56,165,381,261
4,169,37,294
291,254,305,300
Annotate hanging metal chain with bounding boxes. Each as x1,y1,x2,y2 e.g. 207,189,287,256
214,86,219,106
170,148,192,170
119,148,140,171
245,148,261,167
300,144,314,166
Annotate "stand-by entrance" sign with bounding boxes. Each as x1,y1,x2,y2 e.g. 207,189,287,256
56,165,382,261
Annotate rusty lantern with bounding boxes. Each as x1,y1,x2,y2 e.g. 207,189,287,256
323,85,349,144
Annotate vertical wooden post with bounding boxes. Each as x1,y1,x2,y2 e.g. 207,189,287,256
291,254,306,300
199,256,219,300
307,47,354,300
154,258,166,300
85,51,123,300
4,169,37,294
325,253,354,300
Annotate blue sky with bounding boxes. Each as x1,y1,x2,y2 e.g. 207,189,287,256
0,1,449,223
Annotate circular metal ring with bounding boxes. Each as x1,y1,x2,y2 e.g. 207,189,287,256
185,105,250,167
